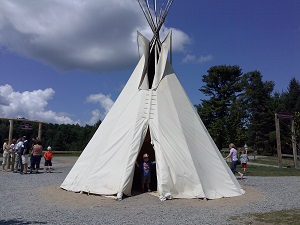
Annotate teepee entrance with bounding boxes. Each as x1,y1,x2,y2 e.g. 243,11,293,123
132,129,157,193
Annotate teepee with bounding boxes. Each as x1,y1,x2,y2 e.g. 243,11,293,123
61,0,245,200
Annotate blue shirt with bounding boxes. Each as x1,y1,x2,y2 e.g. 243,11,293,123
21,140,30,155
141,161,154,177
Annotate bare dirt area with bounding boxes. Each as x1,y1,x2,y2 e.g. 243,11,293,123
38,183,264,210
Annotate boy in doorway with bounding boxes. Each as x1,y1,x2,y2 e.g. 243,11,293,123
137,153,156,192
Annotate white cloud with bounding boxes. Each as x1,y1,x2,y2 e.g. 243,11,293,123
88,109,101,126
86,93,114,124
0,84,79,124
0,0,191,73
182,54,213,64
86,93,114,114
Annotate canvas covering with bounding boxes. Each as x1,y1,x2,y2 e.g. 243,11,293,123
61,33,245,200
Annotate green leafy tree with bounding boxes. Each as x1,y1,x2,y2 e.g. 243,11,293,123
281,77,300,112
197,65,244,149
242,71,275,155
280,78,300,153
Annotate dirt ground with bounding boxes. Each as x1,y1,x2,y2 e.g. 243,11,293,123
38,156,264,210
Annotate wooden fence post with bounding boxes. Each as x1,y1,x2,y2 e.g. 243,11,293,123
291,119,299,168
7,119,13,170
275,114,282,168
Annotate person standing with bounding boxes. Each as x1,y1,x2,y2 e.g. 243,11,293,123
240,150,249,174
2,139,10,171
44,146,53,173
9,139,17,171
14,138,23,173
21,136,30,174
30,141,43,174
137,153,156,192
224,143,243,179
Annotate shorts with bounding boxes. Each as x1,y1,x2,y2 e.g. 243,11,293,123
45,160,52,166
242,163,247,169
2,151,9,165
22,154,29,164
142,176,151,184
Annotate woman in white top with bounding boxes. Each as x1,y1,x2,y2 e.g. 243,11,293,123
224,143,244,179
2,139,10,171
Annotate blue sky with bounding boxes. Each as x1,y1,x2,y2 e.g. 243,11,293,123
0,0,299,125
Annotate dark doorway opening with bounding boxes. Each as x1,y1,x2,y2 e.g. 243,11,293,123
132,129,157,194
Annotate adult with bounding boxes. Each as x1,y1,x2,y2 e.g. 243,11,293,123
224,143,243,179
30,141,43,174
14,138,23,173
21,136,30,174
9,139,17,171
2,139,10,171
30,137,38,170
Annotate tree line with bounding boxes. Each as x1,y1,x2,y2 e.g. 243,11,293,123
1,65,299,155
197,65,300,155
0,120,101,151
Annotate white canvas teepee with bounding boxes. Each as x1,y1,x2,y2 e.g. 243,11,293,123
61,0,245,200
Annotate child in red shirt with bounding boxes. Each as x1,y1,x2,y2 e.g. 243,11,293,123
44,146,53,173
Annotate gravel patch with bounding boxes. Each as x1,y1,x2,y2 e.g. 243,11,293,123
0,156,299,225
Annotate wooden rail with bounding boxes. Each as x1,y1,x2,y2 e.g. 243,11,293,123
282,154,300,159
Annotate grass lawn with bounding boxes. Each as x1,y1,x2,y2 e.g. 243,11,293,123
241,156,300,176
241,164,300,176
229,208,300,225
253,156,297,167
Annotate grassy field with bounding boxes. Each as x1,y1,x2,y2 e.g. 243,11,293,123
229,208,300,225
245,165,300,176
253,156,297,167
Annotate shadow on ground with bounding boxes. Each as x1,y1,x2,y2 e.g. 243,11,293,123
0,219,47,224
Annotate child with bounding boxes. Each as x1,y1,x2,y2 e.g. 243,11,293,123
240,150,249,174
44,146,53,173
137,153,156,192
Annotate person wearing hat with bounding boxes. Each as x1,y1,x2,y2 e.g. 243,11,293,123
137,153,156,193
44,146,53,173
